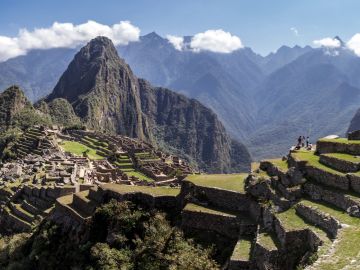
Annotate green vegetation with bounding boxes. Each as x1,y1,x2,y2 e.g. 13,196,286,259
187,173,248,193
47,98,81,127
318,138,360,145
257,232,278,250
266,158,288,171
300,199,360,270
276,207,332,259
231,238,252,261
125,171,154,182
0,201,218,269
291,150,345,175
184,203,236,217
59,140,104,160
103,183,180,196
12,107,52,130
322,153,360,163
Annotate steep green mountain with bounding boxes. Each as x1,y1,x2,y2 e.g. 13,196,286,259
46,37,148,140
138,79,250,172
0,85,33,132
45,36,251,173
37,98,81,127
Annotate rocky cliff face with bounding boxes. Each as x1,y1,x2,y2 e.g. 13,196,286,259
139,79,250,172
0,85,32,131
46,37,148,140
45,37,251,173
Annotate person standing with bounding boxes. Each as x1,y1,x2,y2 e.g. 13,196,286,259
297,136,302,148
306,136,310,148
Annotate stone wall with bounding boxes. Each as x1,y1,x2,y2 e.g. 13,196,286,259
0,209,32,233
253,241,281,270
347,174,360,194
180,180,252,213
303,182,360,217
295,203,341,238
305,165,349,190
317,140,360,155
320,154,359,173
103,189,179,213
181,209,241,239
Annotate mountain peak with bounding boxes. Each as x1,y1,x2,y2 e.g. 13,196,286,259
142,32,164,41
3,85,24,96
82,36,119,60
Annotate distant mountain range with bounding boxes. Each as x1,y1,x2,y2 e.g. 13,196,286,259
1,33,360,159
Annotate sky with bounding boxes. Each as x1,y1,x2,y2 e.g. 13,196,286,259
0,0,360,57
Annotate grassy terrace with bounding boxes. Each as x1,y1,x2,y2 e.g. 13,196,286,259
265,158,288,171
257,232,279,251
322,153,360,163
300,199,360,270
291,150,345,175
102,183,180,197
276,208,330,246
59,141,104,160
231,238,252,261
126,171,154,182
186,173,248,193
318,137,360,144
183,203,236,217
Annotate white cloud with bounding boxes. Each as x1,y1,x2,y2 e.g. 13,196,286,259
0,20,140,62
166,35,184,51
347,33,360,56
290,27,299,36
313,37,341,48
190,29,243,53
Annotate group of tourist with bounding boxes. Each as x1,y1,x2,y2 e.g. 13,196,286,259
295,135,313,150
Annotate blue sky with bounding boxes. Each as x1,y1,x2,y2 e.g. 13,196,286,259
0,0,360,55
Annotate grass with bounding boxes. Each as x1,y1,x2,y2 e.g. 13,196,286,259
125,171,154,182
186,173,248,193
102,183,180,196
257,232,278,251
322,153,360,163
231,238,252,261
183,203,236,217
276,207,332,260
291,150,345,176
318,137,360,145
59,141,104,160
57,194,74,205
265,158,288,171
300,199,360,270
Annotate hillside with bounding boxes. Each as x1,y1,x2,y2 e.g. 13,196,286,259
44,36,251,173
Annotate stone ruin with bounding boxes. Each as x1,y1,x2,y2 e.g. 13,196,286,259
4,125,360,269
